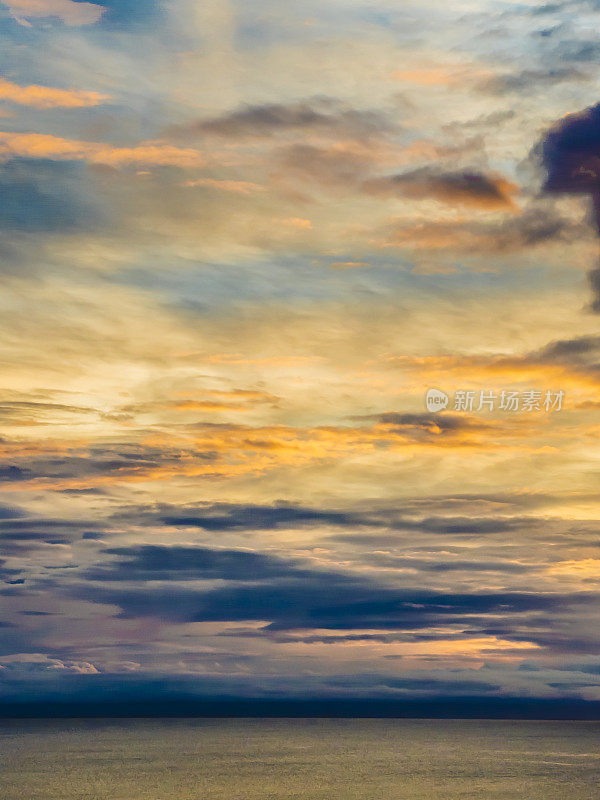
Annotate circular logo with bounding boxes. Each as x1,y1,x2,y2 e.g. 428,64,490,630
426,388,449,413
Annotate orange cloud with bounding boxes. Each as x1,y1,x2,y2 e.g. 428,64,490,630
0,412,535,492
395,140,456,164
171,401,249,412
548,559,600,578
392,67,460,86
365,169,519,210
391,65,491,87
3,0,105,26
0,131,205,166
205,354,321,366
411,263,459,275
330,261,371,269
173,389,276,402
275,217,313,229
384,353,600,395
184,178,265,194
0,78,109,108
377,205,571,254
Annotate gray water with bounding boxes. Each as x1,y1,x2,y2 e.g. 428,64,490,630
1,718,598,799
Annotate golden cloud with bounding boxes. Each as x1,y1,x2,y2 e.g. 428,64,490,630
0,78,110,108
0,131,205,166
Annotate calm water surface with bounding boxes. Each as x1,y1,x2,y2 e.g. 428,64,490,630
1,718,598,800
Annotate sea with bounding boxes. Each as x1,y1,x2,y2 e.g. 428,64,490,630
1,718,598,799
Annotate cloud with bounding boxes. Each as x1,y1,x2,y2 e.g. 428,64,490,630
547,39,600,64
478,68,586,95
542,103,600,200
535,335,600,363
2,0,105,26
391,66,479,87
0,78,110,109
588,266,600,313
0,465,29,481
2,0,600,708
0,504,26,519
77,570,590,646
0,516,105,554
541,103,600,310
0,558,23,582
0,132,205,167
157,503,360,531
325,674,501,694
119,501,562,545
168,98,392,141
366,555,533,573
0,653,99,674
330,261,371,268
363,167,519,209
83,545,315,582
183,178,265,194
0,450,208,484
382,204,581,253
330,513,533,540
274,143,375,191
359,412,493,435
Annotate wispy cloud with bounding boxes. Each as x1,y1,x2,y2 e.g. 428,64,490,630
2,0,105,26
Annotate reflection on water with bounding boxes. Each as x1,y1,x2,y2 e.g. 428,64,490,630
1,718,599,800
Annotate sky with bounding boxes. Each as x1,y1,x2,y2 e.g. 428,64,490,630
1,0,600,713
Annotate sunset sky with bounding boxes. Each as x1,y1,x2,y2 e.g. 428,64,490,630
1,0,600,711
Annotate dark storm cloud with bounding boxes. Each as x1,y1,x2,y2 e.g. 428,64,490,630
588,266,600,312
138,499,535,538
325,675,500,694
0,442,216,484
0,504,26,519
480,624,600,655
0,517,108,555
542,103,600,198
131,499,569,540
0,158,101,232
534,334,600,363
540,102,600,311
158,502,361,531
74,553,591,639
0,465,29,481
363,167,517,208
168,99,391,140
83,544,317,582
2,682,600,716
0,518,100,535
359,412,493,435
513,330,600,386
